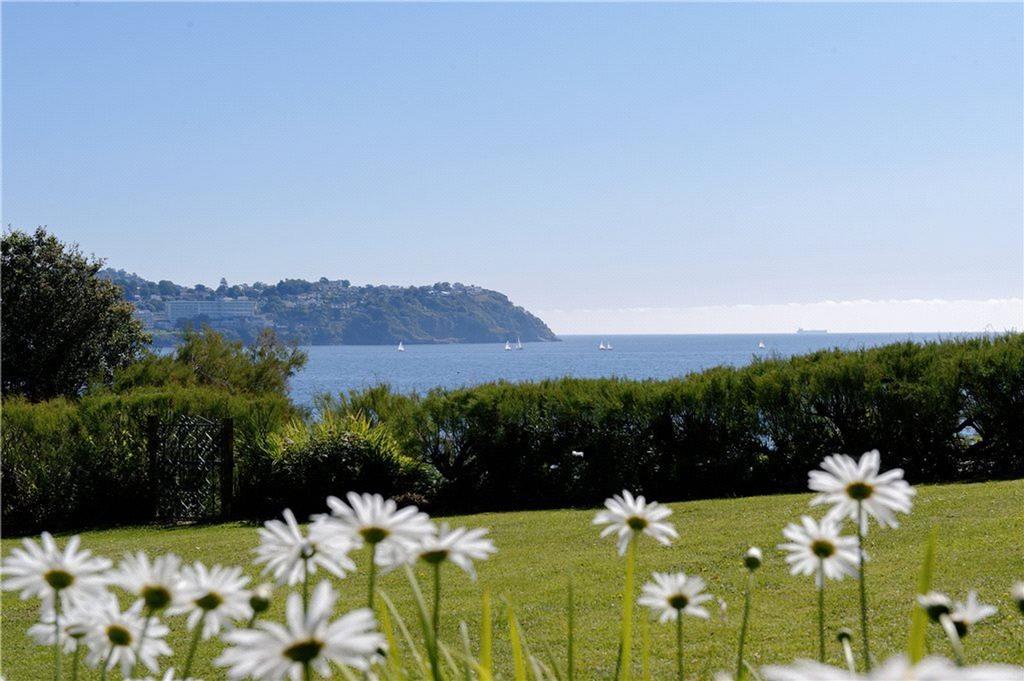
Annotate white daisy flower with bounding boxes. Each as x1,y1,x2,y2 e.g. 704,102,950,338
250,583,274,617
320,492,434,561
254,509,356,586
808,450,915,533
169,562,251,639
1,533,110,609
950,590,997,637
28,595,101,653
761,659,857,681
637,571,713,623
779,516,860,587
83,595,171,676
216,581,385,680
593,490,678,555
1013,581,1024,614
916,591,953,623
107,552,182,613
744,546,763,571
383,523,497,579
765,654,1024,681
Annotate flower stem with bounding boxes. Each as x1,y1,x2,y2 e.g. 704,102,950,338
53,594,62,681
818,560,826,663
736,570,754,681
303,556,310,615
303,661,313,681
367,544,379,610
131,608,153,678
182,613,205,680
432,562,442,641
675,612,684,681
614,537,637,681
430,562,442,681
939,614,965,666
856,500,871,671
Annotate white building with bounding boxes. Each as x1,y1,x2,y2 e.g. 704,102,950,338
165,299,256,323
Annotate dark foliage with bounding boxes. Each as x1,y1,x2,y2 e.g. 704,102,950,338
2,228,150,399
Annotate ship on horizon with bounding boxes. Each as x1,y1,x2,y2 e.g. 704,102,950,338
796,328,828,334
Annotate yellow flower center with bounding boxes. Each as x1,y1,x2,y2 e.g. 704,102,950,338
44,569,74,591
142,584,172,610
845,481,874,500
106,624,132,647
195,591,224,611
626,516,648,531
284,638,324,663
420,549,449,565
360,526,389,544
811,539,836,559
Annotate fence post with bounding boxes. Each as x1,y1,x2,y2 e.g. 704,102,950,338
146,415,160,520
219,418,235,519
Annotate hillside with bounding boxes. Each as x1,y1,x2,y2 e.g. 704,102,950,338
100,269,558,346
2,480,1021,678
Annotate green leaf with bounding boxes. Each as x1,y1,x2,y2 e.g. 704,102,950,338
907,525,938,663
378,596,407,681
402,566,440,678
508,604,528,681
380,590,429,678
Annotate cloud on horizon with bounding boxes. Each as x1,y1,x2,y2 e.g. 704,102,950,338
538,297,1023,335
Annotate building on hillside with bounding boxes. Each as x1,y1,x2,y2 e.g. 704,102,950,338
164,298,257,323
133,308,156,329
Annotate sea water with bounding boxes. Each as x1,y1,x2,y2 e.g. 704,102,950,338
288,332,971,407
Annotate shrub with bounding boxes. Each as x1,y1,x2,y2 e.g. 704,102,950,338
260,412,439,518
1,388,295,534
324,334,1024,513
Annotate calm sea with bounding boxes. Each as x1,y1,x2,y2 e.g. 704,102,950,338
288,333,971,407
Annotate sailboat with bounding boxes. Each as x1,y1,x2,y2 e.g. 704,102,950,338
397,341,405,352
504,341,512,351
605,340,613,351
599,341,606,351
515,337,524,350
758,340,766,349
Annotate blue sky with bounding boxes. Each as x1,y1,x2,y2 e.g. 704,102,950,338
3,3,1021,332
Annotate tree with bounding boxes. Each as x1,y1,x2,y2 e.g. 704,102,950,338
111,326,307,396
1,228,150,399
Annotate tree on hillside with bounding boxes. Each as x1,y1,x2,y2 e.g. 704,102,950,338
1,227,150,399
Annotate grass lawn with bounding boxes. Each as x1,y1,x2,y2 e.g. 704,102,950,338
3,479,1023,679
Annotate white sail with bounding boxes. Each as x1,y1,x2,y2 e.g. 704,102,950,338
758,340,765,349
606,341,613,350
505,341,512,351
516,337,523,350
599,341,606,350
397,342,405,352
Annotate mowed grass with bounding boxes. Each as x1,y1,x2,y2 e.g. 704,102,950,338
3,479,1023,679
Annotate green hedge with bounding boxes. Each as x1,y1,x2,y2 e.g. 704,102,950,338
328,334,1024,512
4,335,1021,533
1,388,294,533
